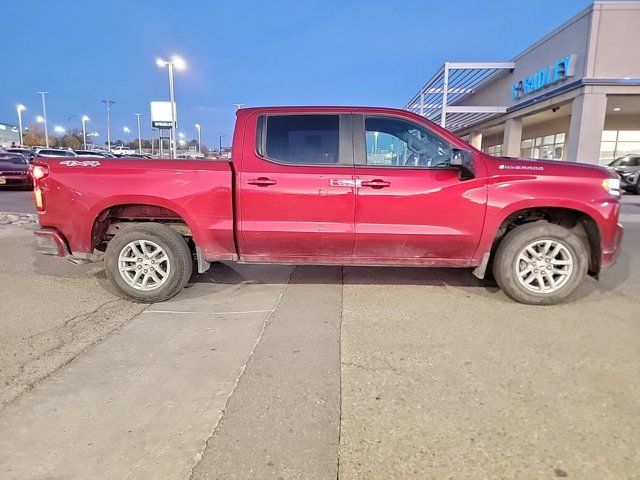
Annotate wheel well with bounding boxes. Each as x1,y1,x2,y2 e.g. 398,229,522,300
91,204,193,253
492,207,601,276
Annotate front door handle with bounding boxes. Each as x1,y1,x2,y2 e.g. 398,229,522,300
360,179,391,189
247,177,276,186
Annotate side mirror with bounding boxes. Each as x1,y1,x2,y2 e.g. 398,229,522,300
450,148,476,180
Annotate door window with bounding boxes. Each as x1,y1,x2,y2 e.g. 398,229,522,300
364,116,452,168
258,114,341,165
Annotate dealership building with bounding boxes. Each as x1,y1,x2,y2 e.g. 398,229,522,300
406,0,640,165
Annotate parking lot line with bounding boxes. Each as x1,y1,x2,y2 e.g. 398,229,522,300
143,309,275,315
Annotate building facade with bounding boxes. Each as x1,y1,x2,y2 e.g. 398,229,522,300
0,122,20,147
406,1,640,165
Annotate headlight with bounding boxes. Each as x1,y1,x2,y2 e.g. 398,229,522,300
602,178,621,196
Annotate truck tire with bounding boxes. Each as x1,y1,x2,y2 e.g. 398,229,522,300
104,223,193,302
492,222,588,305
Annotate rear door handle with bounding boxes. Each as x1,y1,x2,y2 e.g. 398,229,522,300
247,177,276,186
359,179,391,189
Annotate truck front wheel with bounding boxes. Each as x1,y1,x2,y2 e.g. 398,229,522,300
493,222,589,305
104,223,193,302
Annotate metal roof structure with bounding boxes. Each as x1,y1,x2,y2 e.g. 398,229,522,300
405,62,515,132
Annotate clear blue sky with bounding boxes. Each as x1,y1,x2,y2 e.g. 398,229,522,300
1,0,593,148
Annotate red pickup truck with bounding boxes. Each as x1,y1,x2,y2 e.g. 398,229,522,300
31,106,623,305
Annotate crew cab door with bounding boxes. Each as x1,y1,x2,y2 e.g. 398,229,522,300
352,114,487,261
237,113,355,259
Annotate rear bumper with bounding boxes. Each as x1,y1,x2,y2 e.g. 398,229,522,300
0,174,31,187
601,222,623,270
34,227,69,257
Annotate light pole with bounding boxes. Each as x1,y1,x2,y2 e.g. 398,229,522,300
195,124,201,155
54,126,65,148
81,115,90,149
37,91,49,147
219,134,227,155
135,113,142,153
123,126,131,146
156,56,186,158
101,99,115,151
16,105,25,145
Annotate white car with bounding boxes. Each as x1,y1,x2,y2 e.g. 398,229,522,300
111,146,135,155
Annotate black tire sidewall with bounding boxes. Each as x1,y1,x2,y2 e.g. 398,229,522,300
493,222,588,305
104,223,193,303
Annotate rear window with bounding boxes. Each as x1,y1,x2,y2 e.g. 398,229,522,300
260,114,340,165
38,150,76,157
609,156,640,167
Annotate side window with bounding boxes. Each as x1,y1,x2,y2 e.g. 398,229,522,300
364,116,452,168
261,114,340,165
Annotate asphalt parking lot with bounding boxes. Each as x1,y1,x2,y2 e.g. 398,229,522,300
0,190,639,479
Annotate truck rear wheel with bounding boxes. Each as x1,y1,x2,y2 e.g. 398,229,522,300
104,223,193,303
493,222,588,305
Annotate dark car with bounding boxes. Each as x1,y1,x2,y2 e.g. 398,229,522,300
608,155,640,194
5,147,36,163
0,152,32,188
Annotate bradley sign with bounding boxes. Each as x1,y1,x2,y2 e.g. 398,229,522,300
511,54,577,100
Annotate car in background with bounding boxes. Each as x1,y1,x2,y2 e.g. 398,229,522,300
5,147,36,163
0,152,32,188
111,146,135,155
608,155,640,194
34,148,78,158
113,153,154,159
75,150,116,158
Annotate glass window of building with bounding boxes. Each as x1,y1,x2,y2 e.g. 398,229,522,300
520,133,565,160
600,131,640,163
484,144,503,156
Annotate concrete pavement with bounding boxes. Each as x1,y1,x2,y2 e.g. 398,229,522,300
0,193,639,479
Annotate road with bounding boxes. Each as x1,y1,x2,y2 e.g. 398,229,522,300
0,190,34,214
0,191,638,479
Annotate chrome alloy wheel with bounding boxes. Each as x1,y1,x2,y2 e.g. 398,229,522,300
515,239,574,294
118,240,170,291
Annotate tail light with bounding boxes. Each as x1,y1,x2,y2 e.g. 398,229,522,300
31,163,49,212
32,164,49,181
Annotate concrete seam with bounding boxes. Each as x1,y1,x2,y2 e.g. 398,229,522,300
143,309,275,315
187,266,296,480
335,265,345,480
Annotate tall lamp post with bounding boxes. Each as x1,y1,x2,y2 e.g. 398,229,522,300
54,126,65,148
219,134,227,155
16,104,25,145
81,115,90,149
156,56,186,158
135,113,142,153
195,124,201,155
37,91,49,147
101,99,115,151
123,126,131,146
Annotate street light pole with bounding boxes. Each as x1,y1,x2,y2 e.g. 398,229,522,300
54,126,65,148
101,99,115,151
195,124,201,155
156,56,185,159
135,113,142,153
16,105,25,145
219,134,227,155
81,115,90,149
37,91,49,147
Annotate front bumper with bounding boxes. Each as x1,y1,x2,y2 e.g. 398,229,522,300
601,222,623,270
0,174,31,187
34,227,69,257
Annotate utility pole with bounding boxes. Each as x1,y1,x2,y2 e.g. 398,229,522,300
101,99,115,151
135,113,142,153
37,91,50,147
219,134,227,155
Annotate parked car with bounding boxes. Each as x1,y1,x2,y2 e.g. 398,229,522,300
31,106,622,305
34,148,78,158
0,152,32,188
111,146,135,155
607,155,640,194
113,153,154,159
75,150,117,158
4,147,36,163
